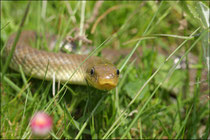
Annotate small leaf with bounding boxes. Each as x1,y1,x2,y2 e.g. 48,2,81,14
124,80,149,102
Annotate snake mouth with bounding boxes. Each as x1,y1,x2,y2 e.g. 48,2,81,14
98,83,116,90
97,79,118,90
86,77,117,90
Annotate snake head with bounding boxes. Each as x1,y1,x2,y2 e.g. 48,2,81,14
86,63,119,90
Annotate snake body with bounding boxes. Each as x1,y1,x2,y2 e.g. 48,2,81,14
5,31,119,90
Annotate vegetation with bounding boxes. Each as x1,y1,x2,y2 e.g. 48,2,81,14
1,1,209,139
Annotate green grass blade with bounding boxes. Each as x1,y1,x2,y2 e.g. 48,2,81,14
175,106,193,139
75,95,105,139
120,83,161,139
2,2,31,75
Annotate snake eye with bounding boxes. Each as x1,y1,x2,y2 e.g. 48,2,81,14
116,69,120,76
90,68,94,76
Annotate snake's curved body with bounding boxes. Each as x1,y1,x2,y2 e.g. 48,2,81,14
5,31,119,90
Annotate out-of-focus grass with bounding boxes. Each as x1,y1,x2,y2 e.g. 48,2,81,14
1,1,209,139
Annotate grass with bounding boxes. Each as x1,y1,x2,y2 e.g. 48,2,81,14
1,1,209,139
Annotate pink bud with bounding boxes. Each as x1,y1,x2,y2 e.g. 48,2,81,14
30,111,53,136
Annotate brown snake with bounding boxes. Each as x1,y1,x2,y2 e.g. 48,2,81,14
5,31,119,90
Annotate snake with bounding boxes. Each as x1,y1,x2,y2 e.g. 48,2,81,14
5,31,120,90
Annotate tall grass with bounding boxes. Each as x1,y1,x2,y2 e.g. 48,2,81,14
1,1,209,139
